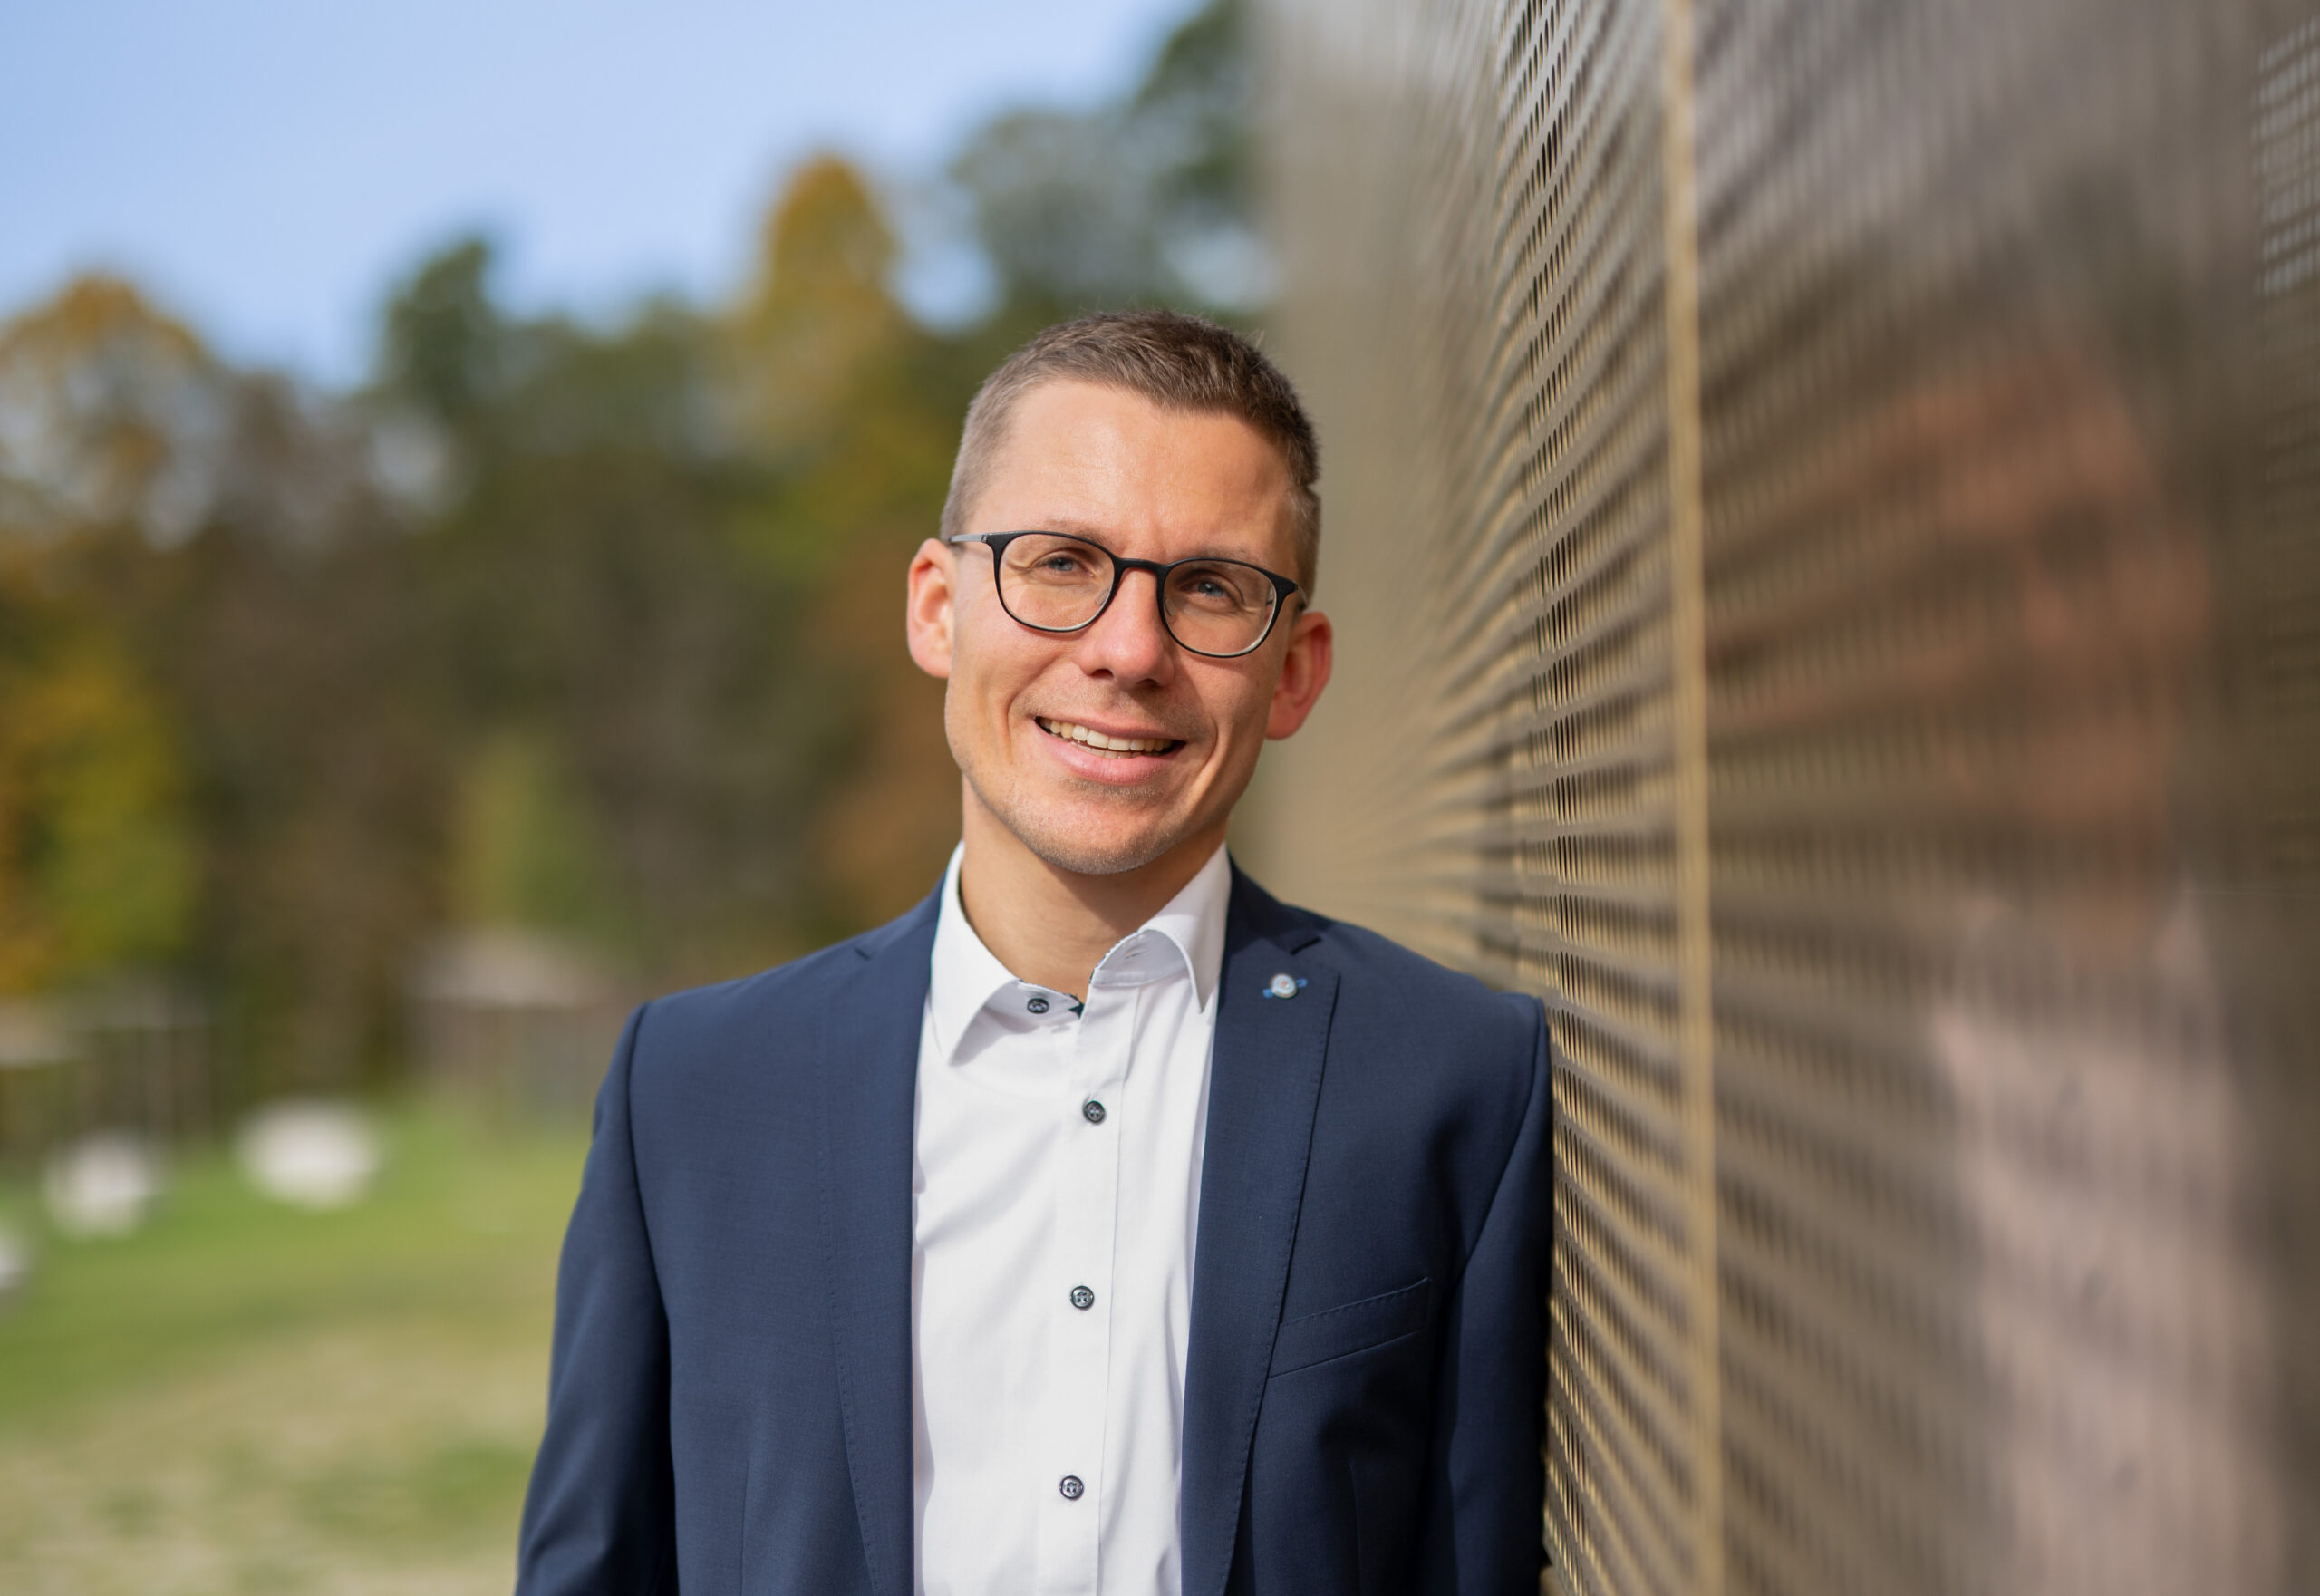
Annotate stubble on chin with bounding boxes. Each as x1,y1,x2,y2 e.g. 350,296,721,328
961,759,1190,877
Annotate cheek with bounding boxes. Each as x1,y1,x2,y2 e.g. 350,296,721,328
950,629,1063,741
940,673,977,774
940,641,1007,765
1199,675,1277,755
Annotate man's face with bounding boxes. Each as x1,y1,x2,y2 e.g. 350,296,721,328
906,380,1331,878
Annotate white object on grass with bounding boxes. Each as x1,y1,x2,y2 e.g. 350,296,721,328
0,1223,31,1302
44,1133,163,1237
237,1100,382,1210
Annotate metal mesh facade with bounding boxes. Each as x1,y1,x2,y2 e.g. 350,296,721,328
1252,2,2320,1592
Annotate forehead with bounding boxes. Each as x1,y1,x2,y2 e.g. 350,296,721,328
973,380,1293,555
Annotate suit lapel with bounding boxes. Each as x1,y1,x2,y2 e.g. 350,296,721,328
1180,872,1337,1596
817,891,940,1596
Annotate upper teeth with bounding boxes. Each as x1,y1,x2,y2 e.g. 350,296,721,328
1039,718,1174,753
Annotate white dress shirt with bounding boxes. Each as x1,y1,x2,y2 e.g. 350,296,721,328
911,841,1230,1596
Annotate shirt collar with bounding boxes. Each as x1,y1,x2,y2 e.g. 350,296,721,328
1129,841,1231,1011
924,841,1232,1063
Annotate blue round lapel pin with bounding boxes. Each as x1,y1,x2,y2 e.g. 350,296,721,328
1264,972,1307,999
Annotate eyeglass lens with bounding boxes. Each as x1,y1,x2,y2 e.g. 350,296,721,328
995,534,1280,656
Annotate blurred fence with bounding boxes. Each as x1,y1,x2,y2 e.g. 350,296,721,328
0,980,213,1167
1252,1,2320,1592
410,930,630,1124
0,932,619,1175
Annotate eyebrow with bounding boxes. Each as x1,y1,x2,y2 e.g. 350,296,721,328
1016,518,1274,567
1029,517,1117,544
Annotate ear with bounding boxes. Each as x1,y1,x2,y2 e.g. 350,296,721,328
1265,605,1333,739
906,537,957,680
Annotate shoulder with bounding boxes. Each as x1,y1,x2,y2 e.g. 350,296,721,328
1233,868,1546,1090
622,889,939,1081
637,939,856,1041
1239,867,1540,1023
1317,916,1540,1035
1234,871,1547,1224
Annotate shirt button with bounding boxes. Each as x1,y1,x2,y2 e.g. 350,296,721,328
1081,1099,1106,1125
1070,1284,1095,1311
1058,1474,1085,1501
1027,996,1049,1014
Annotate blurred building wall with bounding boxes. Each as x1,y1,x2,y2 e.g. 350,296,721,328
1250,2,2320,1592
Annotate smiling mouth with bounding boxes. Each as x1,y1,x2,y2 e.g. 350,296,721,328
1036,717,1184,757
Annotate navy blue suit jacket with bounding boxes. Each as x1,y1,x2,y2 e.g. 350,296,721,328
516,867,1552,1596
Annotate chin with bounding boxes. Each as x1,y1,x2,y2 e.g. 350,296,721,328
984,785,1195,877
1018,815,1186,876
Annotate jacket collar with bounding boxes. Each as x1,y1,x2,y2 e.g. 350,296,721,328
818,882,940,1596
1178,866,1336,1596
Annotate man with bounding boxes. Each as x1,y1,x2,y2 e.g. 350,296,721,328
516,311,1552,1596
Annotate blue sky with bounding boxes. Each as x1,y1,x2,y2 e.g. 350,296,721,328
2,0,1194,383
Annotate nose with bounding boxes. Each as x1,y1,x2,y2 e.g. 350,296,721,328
1074,566,1178,685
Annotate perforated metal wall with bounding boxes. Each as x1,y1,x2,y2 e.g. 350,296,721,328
1252,2,2320,1592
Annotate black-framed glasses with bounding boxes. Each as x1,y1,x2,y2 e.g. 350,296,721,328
947,531,1302,659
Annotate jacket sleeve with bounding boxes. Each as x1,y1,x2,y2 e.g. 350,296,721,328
516,1003,679,1596
1426,995,1554,1594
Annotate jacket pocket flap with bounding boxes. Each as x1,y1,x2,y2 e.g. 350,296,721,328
1268,1277,1431,1378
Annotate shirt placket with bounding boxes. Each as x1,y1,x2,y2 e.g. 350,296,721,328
1033,956,1146,1596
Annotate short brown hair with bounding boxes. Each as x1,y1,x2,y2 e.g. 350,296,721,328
939,309,1322,592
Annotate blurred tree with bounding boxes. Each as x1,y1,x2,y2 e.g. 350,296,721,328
0,551,194,992
951,0,1264,322
450,730,629,951
382,235,844,979
1133,0,1258,255
2,274,442,1088
137,475,444,1090
727,157,972,932
732,157,914,464
0,276,235,546
378,239,508,431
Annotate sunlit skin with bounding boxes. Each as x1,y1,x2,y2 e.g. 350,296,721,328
905,380,1333,998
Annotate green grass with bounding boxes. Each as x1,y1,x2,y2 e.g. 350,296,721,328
0,1101,591,1595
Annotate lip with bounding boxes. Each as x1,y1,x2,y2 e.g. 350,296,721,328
1030,714,1189,785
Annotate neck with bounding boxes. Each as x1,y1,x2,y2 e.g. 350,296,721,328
955,791,1224,1001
